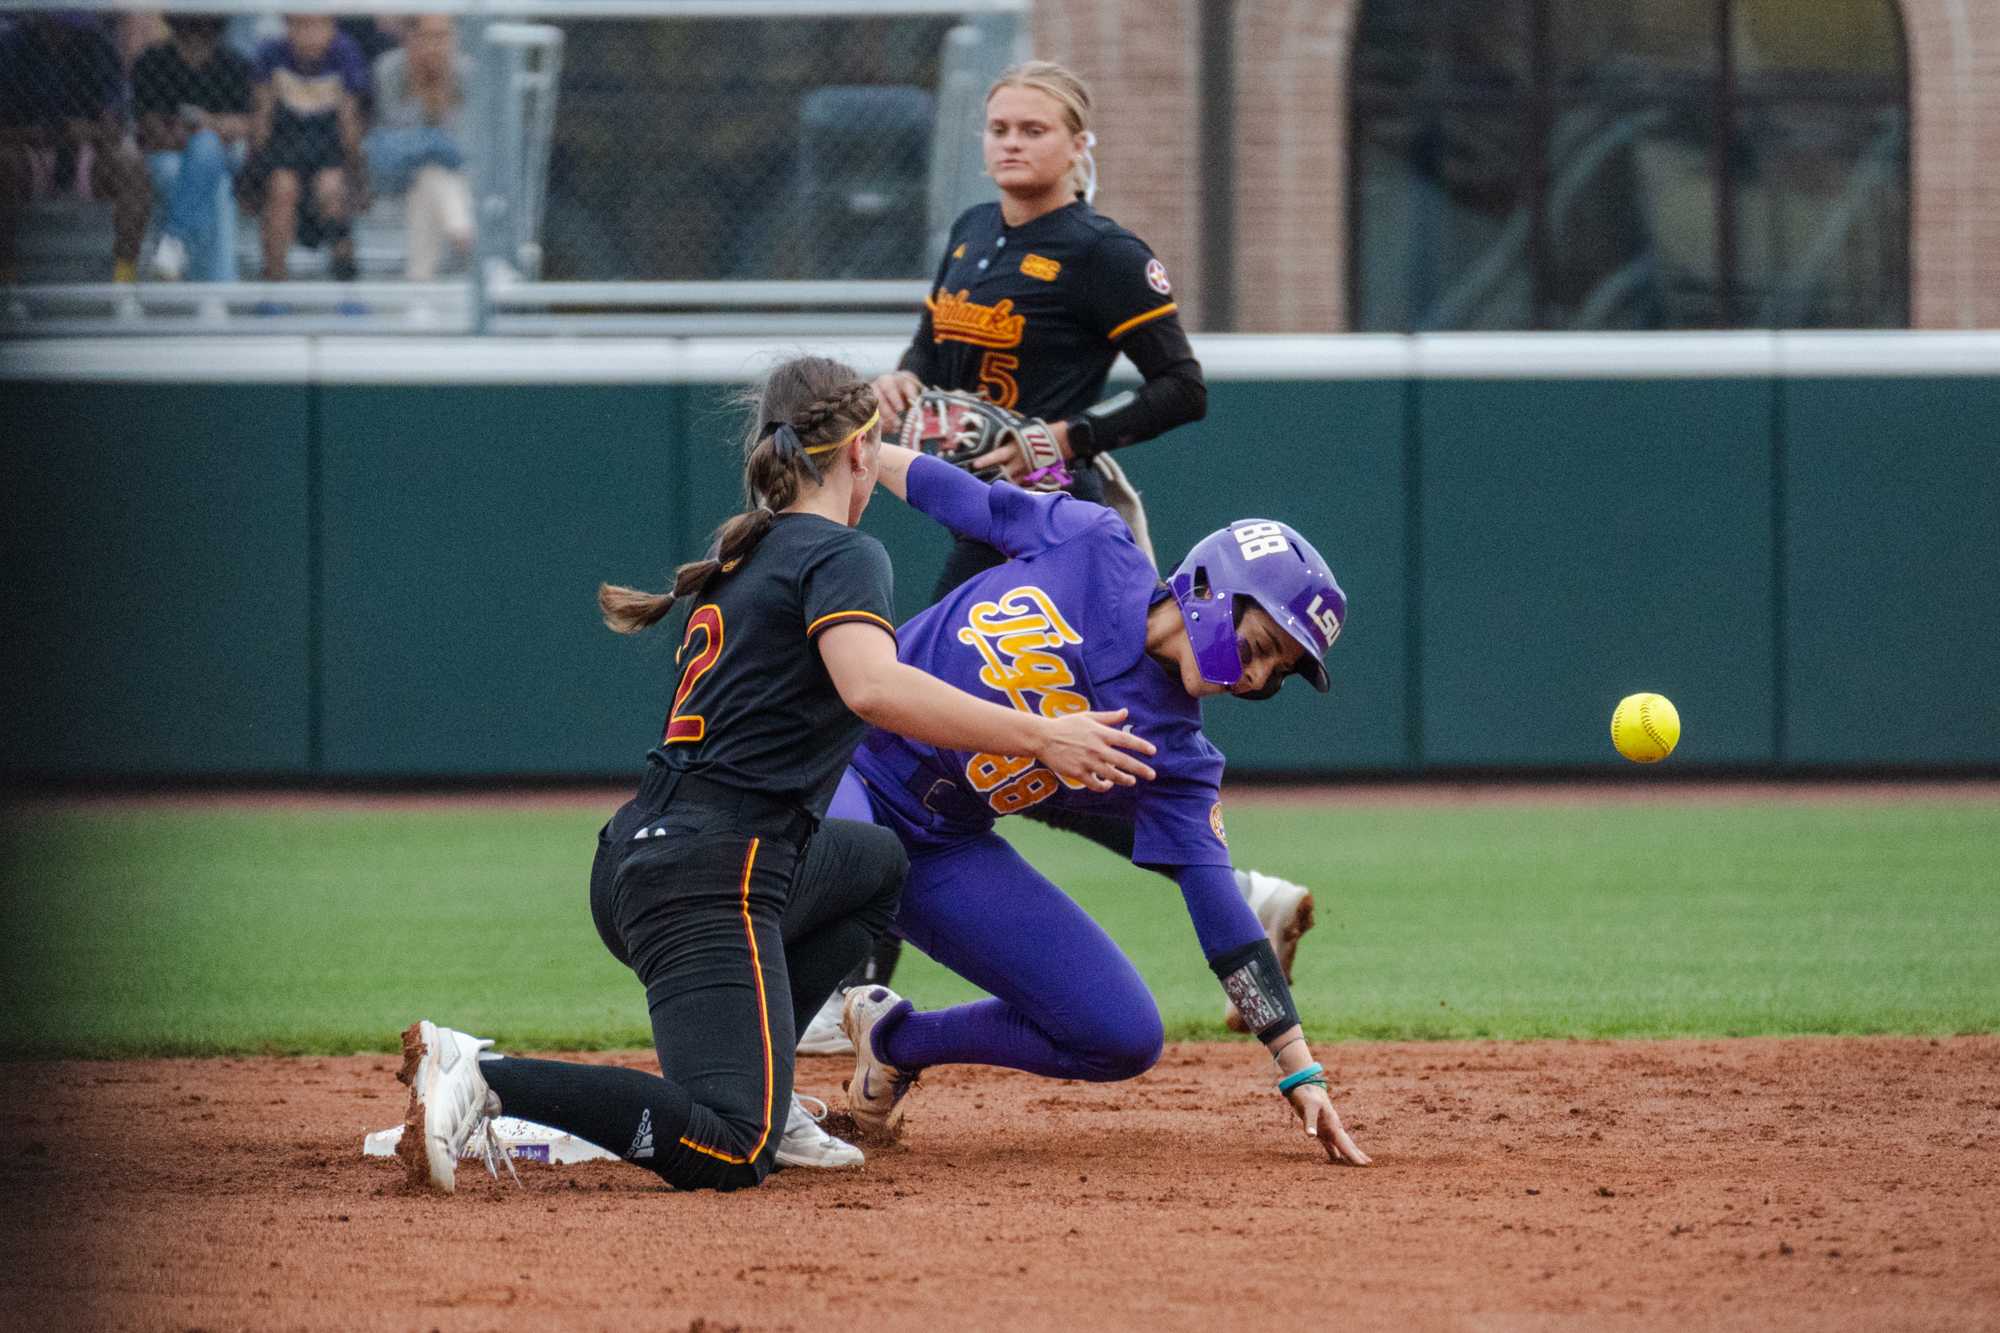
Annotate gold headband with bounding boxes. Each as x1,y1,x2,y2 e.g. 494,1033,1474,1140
805,409,880,455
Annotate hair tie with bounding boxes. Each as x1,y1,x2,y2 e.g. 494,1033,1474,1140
1277,1062,1325,1095
759,420,821,481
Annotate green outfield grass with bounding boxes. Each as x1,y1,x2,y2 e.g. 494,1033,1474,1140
2,797,1996,1058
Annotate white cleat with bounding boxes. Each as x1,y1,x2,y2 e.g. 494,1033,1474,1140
796,989,856,1057
1225,870,1317,1033
841,986,916,1141
775,1093,864,1169
395,1019,505,1193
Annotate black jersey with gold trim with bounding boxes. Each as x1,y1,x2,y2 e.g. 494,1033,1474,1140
904,201,1180,424
647,513,896,818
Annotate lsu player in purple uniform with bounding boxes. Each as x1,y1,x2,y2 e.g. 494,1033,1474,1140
818,447,1370,1164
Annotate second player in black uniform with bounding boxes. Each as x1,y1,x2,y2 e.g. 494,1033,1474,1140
871,60,1206,594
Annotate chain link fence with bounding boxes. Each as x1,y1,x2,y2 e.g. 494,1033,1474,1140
0,0,1021,332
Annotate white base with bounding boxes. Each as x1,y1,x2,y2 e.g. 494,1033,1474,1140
363,1116,619,1165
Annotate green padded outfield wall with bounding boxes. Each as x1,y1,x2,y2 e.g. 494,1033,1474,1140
1417,378,1778,768
3,334,1996,778
1,381,313,776
316,384,691,775
1781,376,2000,765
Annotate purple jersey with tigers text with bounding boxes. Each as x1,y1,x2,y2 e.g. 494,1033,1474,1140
850,454,1230,869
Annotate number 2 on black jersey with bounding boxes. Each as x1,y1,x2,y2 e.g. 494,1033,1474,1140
664,604,724,744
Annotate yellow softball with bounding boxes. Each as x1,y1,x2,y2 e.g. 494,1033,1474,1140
1611,693,1681,763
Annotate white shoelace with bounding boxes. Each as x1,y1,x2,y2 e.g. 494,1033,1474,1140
464,1115,522,1186
791,1093,831,1135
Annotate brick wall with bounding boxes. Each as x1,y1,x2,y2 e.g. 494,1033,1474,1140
1903,0,2000,328
1231,0,1359,333
1033,2,1207,327
1036,0,1996,331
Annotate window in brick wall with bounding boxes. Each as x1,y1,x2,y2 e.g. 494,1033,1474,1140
1348,0,1908,330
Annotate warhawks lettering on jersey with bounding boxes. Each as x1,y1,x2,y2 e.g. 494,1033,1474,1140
927,289,1027,350
955,585,1092,813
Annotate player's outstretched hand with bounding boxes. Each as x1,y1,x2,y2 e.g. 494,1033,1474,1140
1033,707,1157,792
1288,1082,1371,1166
870,371,924,431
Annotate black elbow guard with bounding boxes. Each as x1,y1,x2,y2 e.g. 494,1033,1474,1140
1065,389,1136,461
1210,938,1300,1041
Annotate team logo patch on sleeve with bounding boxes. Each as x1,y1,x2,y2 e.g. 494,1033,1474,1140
1146,258,1172,295
1020,253,1062,281
1210,801,1228,846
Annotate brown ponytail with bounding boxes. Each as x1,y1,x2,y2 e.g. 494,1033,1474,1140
597,355,880,635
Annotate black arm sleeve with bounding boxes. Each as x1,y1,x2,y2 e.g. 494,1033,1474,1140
1063,316,1207,460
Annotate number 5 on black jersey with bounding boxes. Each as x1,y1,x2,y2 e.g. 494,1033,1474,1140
664,604,724,744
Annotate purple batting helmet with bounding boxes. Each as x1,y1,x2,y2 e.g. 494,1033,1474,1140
1168,520,1346,696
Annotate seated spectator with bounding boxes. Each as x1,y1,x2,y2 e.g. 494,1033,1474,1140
338,16,404,122
243,13,366,281
0,13,151,283
339,17,406,66
115,12,171,70
367,13,473,280
133,13,254,282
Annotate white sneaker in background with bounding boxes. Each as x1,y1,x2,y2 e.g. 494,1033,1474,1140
796,989,855,1056
774,1093,864,1169
150,234,187,282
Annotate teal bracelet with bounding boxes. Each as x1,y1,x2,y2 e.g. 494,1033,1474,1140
1277,1062,1325,1094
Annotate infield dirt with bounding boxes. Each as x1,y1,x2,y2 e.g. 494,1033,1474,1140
4,1037,1996,1331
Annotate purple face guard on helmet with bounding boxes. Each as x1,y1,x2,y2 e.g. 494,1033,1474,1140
1167,520,1346,697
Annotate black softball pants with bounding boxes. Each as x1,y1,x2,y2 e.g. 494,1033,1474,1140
480,781,905,1191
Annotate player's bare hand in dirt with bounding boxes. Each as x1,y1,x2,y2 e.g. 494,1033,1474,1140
1032,707,1156,791
870,371,924,430
1289,1083,1371,1166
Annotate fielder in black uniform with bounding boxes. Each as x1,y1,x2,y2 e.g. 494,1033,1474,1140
872,61,1207,596
396,356,1153,1193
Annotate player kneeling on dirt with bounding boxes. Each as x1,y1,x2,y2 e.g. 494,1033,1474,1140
396,358,1154,1193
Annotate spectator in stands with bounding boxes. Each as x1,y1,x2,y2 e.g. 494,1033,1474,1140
367,13,473,280
244,13,366,281
338,16,404,122
133,14,253,282
0,12,151,283
339,17,406,67
114,13,171,71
